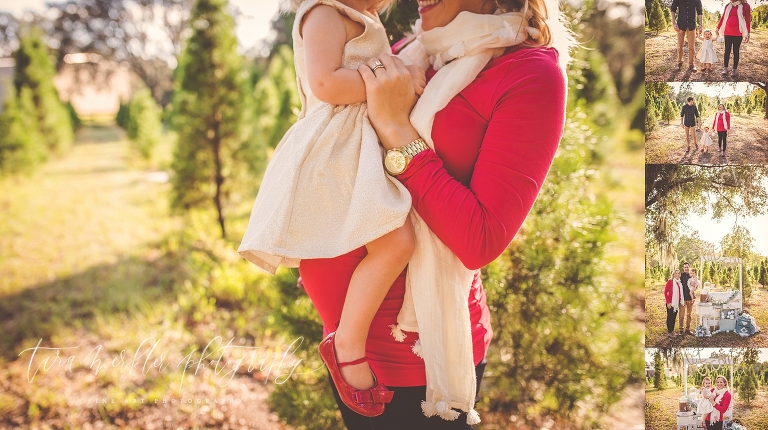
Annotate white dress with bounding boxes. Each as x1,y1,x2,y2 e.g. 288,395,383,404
238,0,411,274
697,388,714,415
700,132,713,148
698,39,718,63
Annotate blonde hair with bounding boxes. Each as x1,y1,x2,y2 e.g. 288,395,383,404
716,375,729,387
702,376,712,385
495,0,552,47
282,0,395,13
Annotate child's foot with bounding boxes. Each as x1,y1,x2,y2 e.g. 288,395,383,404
333,333,375,390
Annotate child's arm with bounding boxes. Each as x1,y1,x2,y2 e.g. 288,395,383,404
301,5,367,105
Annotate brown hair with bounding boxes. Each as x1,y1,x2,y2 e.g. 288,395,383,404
495,0,552,47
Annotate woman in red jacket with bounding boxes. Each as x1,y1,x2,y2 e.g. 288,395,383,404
705,375,732,430
299,0,572,427
712,104,732,154
664,270,684,338
715,0,751,77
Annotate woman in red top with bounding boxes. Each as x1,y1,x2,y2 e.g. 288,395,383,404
705,375,732,430
715,0,751,77
664,270,684,337
298,0,570,427
712,104,732,153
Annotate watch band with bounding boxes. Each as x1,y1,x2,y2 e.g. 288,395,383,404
400,138,429,158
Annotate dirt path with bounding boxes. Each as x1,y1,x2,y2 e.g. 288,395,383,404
645,114,768,164
646,29,768,82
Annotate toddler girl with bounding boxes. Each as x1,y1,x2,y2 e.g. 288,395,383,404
238,0,425,417
697,377,715,426
700,127,713,153
697,29,717,72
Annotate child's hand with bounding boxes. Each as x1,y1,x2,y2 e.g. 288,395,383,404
405,64,426,96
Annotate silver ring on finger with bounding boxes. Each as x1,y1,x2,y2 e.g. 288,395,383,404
370,61,385,74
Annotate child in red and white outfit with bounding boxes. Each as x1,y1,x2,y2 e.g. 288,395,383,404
712,104,731,153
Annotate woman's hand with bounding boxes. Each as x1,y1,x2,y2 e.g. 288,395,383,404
358,55,421,150
667,303,672,309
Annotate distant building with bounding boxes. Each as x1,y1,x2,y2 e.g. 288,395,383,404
0,58,14,112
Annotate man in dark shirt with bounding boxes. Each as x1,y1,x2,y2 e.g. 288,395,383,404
680,97,700,151
670,0,703,72
679,262,694,335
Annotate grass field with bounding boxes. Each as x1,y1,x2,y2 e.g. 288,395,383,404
645,28,768,82
645,115,768,165
0,122,290,429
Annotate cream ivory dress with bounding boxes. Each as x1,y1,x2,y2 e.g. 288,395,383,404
238,0,411,274
698,38,717,64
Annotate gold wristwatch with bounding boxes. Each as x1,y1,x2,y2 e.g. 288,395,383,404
384,138,429,176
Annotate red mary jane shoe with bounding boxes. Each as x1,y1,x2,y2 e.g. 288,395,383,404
318,332,394,417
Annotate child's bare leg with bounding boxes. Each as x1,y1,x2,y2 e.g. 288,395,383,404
334,220,415,390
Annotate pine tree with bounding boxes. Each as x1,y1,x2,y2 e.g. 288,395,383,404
648,0,667,35
0,87,46,174
170,0,251,239
125,87,163,160
13,27,74,154
645,93,660,135
654,350,666,389
661,97,676,124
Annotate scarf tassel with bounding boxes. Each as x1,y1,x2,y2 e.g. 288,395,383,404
389,324,407,342
467,409,482,425
411,339,424,359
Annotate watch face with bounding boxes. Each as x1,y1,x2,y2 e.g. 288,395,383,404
385,151,407,175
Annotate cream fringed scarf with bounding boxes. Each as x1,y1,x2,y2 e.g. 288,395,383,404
718,0,748,37
391,11,540,425
710,387,729,422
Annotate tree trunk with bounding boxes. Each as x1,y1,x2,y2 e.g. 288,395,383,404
212,118,226,239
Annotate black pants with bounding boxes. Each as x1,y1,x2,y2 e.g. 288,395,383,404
666,306,678,333
329,358,487,430
708,420,724,430
724,36,743,69
718,131,727,152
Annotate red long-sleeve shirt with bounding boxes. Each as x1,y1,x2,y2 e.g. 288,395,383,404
712,111,731,131
664,279,674,304
717,3,751,36
298,46,566,386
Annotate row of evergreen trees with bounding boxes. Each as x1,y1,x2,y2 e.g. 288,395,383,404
0,28,76,175
647,0,768,35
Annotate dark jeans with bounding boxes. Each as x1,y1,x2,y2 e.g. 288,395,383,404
708,420,723,430
718,131,727,151
329,357,488,430
724,36,743,69
666,306,678,333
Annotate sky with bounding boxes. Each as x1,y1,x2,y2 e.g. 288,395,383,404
668,82,758,98
0,0,645,51
681,178,768,257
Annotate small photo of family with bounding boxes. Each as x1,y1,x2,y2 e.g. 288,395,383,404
645,165,768,348
645,348,768,430
646,0,768,82
645,82,768,165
